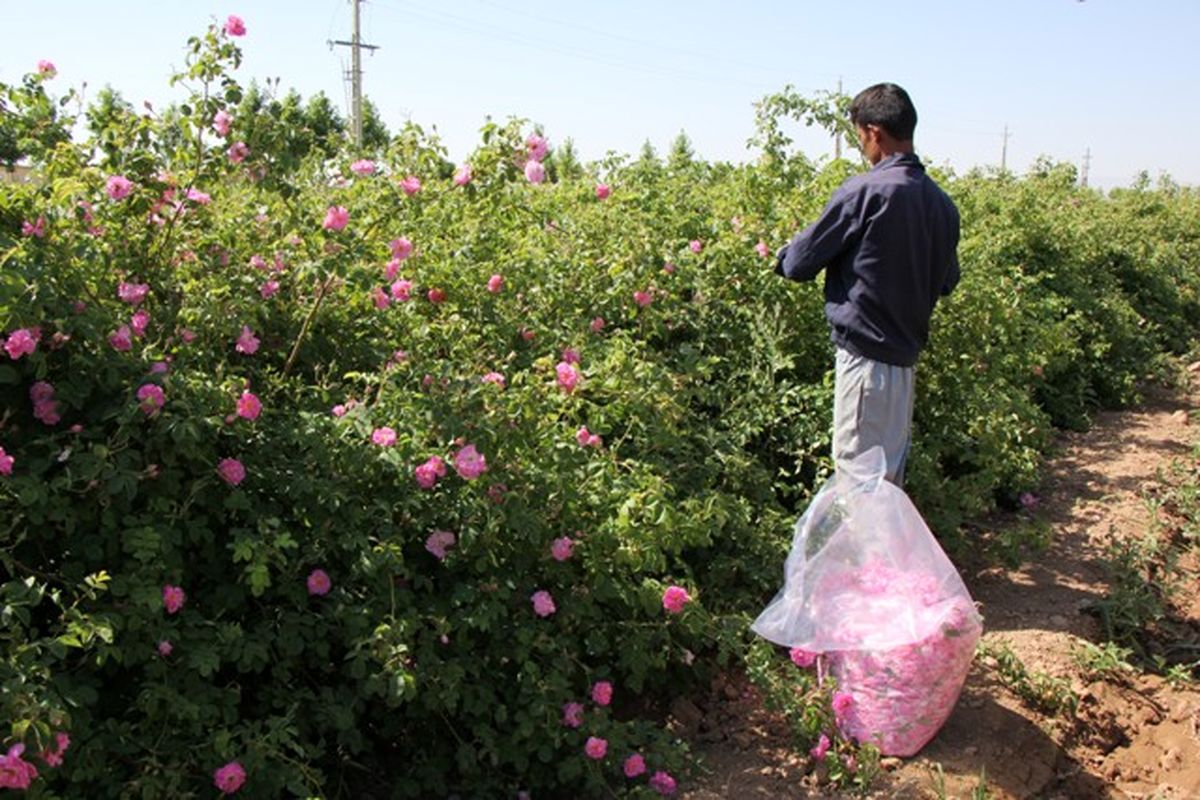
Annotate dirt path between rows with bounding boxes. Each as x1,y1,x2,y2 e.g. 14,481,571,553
681,366,1200,800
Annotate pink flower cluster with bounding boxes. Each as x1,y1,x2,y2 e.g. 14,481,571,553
30,381,60,425
224,15,246,37
414,455,447,489
4,327,39,359
0,744,38,789
22,216,46,238
575,426,602,448
0,446,13,476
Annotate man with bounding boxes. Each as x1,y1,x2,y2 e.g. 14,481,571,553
774,83,960,485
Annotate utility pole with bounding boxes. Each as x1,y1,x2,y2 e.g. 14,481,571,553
1000,124,1011,173
329,0,379,148
835,76,844,159
1081,147,1091,188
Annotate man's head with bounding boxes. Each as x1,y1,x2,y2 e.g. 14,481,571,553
850,83,917,164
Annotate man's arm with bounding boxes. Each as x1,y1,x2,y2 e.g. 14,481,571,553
774,185,862,282
939,203,962,296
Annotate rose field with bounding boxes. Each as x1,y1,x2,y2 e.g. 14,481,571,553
2,19,1200,800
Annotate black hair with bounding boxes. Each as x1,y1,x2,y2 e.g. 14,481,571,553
849,83,917,141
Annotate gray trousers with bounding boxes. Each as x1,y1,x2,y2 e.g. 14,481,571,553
832,347,915,485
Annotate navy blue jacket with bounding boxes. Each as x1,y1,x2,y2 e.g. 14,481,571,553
775,153,960,367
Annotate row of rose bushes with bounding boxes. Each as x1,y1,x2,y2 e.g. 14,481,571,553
3,15,1200,798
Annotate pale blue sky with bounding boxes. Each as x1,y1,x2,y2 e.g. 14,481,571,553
3,1,1196,189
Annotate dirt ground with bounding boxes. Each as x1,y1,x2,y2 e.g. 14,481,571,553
679,364,1200,800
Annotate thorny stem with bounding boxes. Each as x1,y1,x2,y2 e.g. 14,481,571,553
282,274,336,377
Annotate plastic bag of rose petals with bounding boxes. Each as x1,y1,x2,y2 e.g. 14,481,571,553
751,446,982,756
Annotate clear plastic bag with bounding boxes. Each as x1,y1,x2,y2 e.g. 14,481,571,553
751,447,982,756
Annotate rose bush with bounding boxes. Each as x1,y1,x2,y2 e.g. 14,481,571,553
3,22,1199,799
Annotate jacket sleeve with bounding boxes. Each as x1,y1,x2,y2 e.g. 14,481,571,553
774,184,862,282
939,202,962,296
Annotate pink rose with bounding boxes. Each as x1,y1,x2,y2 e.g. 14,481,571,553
400,175,421,195
809,733,831,760
137,384,165,415
561,347,580,364
130,309,150,337
350,159,376,176
524,160,546,185
649,770,678,795
595,183,611,200
217,457,246,486
623,753,646,778
482,371,506,388
162,584,186,614
235,325,259,355
688,239,703,253
223,15,246,37
575,426,601,448
306,569,332,596
662,585,691,614
531,589,556,617
259,280,280,299
226,141,250,164
555,362,580,394
633,290,653,308
0,744,37,789
109,325,133,352
236,391,262,421
788,648,817,668
414,455,447,489
755,240,771,258
427,287,446,304
4,328,38,359
590,316,606,333
213,760,246,794
526,134,549,162
37,59,57,77
323,206,349,231
662,262,676,274
453,444,487,480
584,736,607,760
0,446,14,476
371,427,397,447
389,279,412,301
106,175,133,200
832,691,854,718
389,237,414,260
425,530,457,561
186,187,211,205
453,164,472,186
157,640,173,657
550,536,574,562
21,217,46,238
591,680,613,707
487,273,504,293
561,702,584,728
212,110,233,137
